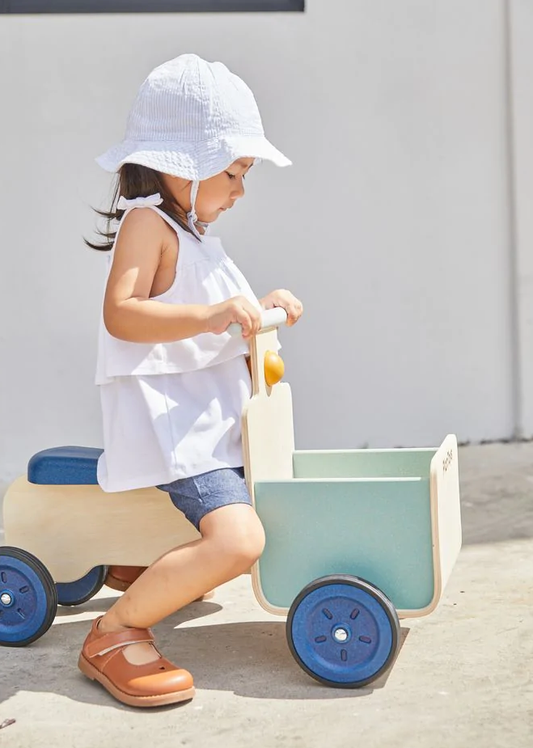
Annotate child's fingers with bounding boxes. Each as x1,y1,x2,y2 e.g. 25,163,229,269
269,291,303,326
235,299,261,338
285,309,297,325
246,308,263,337
280,297,303,326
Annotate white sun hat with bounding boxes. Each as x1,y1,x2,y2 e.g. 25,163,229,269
97,54,291,236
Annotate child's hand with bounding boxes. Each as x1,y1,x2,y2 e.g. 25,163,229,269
207,296,262,338
260,290,303,327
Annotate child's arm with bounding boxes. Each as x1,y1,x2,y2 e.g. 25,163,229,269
103,209,261,343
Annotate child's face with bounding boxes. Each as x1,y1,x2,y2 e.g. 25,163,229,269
163,158,254,225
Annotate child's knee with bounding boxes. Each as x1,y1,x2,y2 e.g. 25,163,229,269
223,520,265,573
235,523,266,569
202,506,266,573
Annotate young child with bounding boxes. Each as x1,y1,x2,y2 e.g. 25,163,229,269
79,54,302,708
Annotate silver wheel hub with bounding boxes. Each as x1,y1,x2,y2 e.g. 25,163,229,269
333,627,349,643
1,592,13,606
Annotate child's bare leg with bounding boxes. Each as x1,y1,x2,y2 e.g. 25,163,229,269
98,504,265,663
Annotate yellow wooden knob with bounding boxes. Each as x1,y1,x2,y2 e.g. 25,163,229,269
264,351,285,386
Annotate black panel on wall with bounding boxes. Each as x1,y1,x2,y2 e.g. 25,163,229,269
1,0,304,13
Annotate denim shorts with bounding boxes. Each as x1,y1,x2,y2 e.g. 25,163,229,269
157,467,252,531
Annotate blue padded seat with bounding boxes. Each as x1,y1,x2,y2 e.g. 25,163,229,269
28,446,103,486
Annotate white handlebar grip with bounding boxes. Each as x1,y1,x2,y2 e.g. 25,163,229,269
227,307,288,337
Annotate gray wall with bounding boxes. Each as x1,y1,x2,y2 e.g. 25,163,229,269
1,0,532,498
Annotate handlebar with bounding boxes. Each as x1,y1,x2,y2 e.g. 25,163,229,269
227,307,288,337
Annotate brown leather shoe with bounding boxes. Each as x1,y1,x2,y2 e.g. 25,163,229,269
105,566,215,601
78,616,195,707
104,566,147,592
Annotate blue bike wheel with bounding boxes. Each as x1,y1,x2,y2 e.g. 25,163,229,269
287,574,400,688
56,566,107,607
0,546,58,647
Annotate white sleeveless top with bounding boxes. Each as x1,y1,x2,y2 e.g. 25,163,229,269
95,193,261,492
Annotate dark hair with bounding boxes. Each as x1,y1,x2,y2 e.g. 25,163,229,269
85,163,194,252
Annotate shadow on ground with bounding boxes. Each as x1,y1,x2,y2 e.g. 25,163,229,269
1,595,409,710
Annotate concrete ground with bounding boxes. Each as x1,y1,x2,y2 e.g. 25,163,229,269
1,442,532,748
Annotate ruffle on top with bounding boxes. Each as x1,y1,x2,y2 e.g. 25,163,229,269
95,194,257,385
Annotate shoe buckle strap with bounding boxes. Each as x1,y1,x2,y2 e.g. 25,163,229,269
85,628,154,659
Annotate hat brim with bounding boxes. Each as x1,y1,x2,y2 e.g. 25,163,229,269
96,134,291,180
